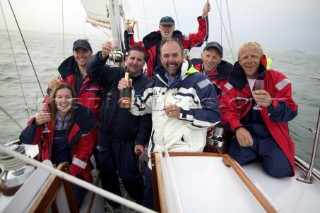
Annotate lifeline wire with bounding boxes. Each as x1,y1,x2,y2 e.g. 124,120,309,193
0,106,23,130
8,0,45,97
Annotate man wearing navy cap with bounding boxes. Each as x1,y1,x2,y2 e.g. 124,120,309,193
125,2,211,77
191,41,233,96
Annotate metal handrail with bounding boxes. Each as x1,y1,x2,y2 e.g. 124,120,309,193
297,108,320,183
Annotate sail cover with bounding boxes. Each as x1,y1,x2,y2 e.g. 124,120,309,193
80,0,135,30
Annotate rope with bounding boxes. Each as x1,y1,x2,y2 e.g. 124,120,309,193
0,106,23,130
7,0,45,97
0,144,26,170
0,0,30,118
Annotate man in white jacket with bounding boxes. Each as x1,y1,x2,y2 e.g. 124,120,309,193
118,38,221,209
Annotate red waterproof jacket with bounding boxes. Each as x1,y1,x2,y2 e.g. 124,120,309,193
19,104,97,182
58,56,102,120
219,60,298,176
126,17,208,77
192,59,233,95
58,56,102,146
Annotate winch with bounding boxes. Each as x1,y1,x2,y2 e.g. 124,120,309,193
206,125,228,154
0,141,35,196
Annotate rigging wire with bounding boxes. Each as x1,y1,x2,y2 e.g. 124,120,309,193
220,0,222,44
291,120,316,133
171,0,180,30
142,0,148,35
225,0,235,55
61,0,65,60
0,106,23,130
7,0,45,97
213,0,236,62
0,0,30,118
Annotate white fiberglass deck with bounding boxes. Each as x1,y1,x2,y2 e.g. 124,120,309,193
243,161,320,213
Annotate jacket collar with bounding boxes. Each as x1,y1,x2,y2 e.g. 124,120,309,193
228,61,267,90
143,30,183,49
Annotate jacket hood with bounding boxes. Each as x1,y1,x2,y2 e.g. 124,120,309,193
58,56,78,79
228,58,267,90
143,30,183,49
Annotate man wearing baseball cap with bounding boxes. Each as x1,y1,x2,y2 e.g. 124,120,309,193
125,2,211,77
191,41,233,96
72,39,92,51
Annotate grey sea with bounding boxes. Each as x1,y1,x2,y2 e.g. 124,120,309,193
0,30,319,170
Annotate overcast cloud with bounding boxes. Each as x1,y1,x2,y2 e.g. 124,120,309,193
0,0,319,53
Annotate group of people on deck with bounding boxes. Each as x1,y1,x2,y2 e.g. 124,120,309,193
19,1,298,211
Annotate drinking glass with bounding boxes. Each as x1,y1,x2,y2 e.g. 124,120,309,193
126,19,135,35
39,103,51,133
253,80,264,110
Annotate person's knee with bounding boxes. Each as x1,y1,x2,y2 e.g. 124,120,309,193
263,163,292,178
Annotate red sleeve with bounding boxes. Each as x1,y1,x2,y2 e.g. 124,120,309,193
181,17,208,48
219,85,244,132
69,131,95,175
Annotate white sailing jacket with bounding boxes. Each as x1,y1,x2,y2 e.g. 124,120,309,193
130,61,221,166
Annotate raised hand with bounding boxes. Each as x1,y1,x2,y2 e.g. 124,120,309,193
202,2,211,18
101,41,113,59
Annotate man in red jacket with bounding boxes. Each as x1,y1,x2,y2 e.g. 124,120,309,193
191,41,233,96
219,41,298,178
124,2,211,77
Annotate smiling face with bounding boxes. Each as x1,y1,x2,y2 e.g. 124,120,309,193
125,50,145,77
73,48,93,67
160,39,184,79
54,87,73,118
201,48,222,75
238,41,264,79
238,48,262,79
159,24,175,40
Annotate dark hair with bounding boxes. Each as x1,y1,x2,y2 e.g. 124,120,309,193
160,37,184,55
128,45,146,61
48,83,76,129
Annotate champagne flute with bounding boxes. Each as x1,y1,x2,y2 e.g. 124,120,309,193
253,79,264,110
39,103,51,133
126,19,135,35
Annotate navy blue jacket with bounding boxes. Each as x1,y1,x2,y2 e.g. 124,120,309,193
86,51,152,145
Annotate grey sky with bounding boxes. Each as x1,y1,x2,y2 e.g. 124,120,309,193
1,0,319,53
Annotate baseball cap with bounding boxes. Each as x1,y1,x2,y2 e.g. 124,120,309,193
203,42,223,57
73,39,92,51
159,16,175,25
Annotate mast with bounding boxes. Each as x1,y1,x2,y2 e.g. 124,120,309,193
108,0,125,67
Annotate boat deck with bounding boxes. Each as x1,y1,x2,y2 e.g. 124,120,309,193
243,161,320,213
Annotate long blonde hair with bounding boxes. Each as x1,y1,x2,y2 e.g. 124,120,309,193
48,83,76,129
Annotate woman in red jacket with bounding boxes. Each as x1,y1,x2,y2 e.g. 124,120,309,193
19,83,97,207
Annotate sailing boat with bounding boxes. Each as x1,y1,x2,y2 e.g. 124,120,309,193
1,0,320,212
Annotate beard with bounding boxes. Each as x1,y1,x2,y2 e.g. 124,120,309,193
164,61,182,78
